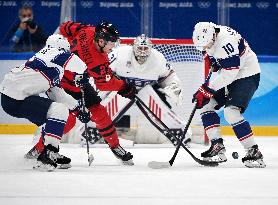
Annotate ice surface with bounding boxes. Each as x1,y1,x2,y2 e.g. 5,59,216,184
0,135,278,205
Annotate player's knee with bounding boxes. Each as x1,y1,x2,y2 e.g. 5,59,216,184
90,104,107,118
47,102,69,121
224,106,244,125
201,98,217,113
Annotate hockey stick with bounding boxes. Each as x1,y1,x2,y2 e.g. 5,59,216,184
135,95,218,168
135,100,190,148
80,89,94,166
81,98,136,146
145,71,218,169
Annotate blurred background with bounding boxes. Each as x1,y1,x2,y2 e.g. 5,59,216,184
0,0,277,135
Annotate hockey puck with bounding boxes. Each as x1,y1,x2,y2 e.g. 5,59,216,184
232,152,239,159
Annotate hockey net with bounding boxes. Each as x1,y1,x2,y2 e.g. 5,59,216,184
118,38,209,144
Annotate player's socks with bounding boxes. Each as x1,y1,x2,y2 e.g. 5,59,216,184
232,120,256,149
201,138,227,163
242,145,266,168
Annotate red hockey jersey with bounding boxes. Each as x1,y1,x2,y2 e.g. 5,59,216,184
59,21,125,92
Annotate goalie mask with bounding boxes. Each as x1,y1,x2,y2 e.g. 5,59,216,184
192,22,216,51
46,34,70,51
133,34,152,64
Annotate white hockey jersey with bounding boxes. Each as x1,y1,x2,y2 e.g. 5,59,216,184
0,47,86,109
109,45,179,89
206,26,261,91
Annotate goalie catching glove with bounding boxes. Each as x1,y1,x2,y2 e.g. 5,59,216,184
158,82,183,105
192,83,216,109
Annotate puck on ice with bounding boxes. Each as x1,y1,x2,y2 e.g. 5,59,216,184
232,152,239,159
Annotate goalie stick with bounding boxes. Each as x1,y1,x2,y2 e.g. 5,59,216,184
81,98,136,146
144,70,218,168
135,95,218,168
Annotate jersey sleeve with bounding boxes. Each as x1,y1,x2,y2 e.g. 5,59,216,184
208,37,240,91
59,21,87,41
156,54,181,88
108,49,118,72
63,53,87,74
47,87,78,110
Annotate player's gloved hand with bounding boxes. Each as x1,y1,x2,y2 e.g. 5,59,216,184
76,110,91,123
118,82,137,99
74,72,89,88
71,105,91,123
192,84,216,109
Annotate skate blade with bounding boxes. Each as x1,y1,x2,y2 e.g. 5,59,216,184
58,163,72,169
243,159,266,168
121,159,134,166
148,161,171,169
33,162,56,172
203,155,227,163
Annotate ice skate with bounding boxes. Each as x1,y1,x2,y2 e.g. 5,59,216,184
33,144,57,172
51,146,72,169
201,138,227,163
110,145,134,166
242,145,266,168
24,146,40,160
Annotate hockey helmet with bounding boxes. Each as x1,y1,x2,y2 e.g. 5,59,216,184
46,34,70,50
94,21,119,43
193,22,216,50
133,34,152,64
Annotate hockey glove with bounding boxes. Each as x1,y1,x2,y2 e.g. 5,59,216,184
118,83,137,99
158,83,183,105
74,72,89,88
77,110,91,123
192,84,216,109
71,104,91,124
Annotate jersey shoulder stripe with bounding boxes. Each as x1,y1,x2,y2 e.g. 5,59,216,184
51,51,72,67
218,55,240,69
25,57,60,87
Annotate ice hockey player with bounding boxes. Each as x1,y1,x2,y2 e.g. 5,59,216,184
109,34,182,105
192,22,266,168
106,34,189,145
59,21,136,165
0,34,87,171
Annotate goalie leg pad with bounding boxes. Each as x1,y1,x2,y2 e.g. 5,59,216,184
89,104,119,148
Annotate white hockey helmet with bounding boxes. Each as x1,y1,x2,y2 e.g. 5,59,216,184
133,34,152,64
46,34,70,50
192,22,216,50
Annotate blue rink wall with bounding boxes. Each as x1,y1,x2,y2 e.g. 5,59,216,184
0,53,277,135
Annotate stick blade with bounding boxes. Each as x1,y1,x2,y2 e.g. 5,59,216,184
88,154,94,166
148,161,171,169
